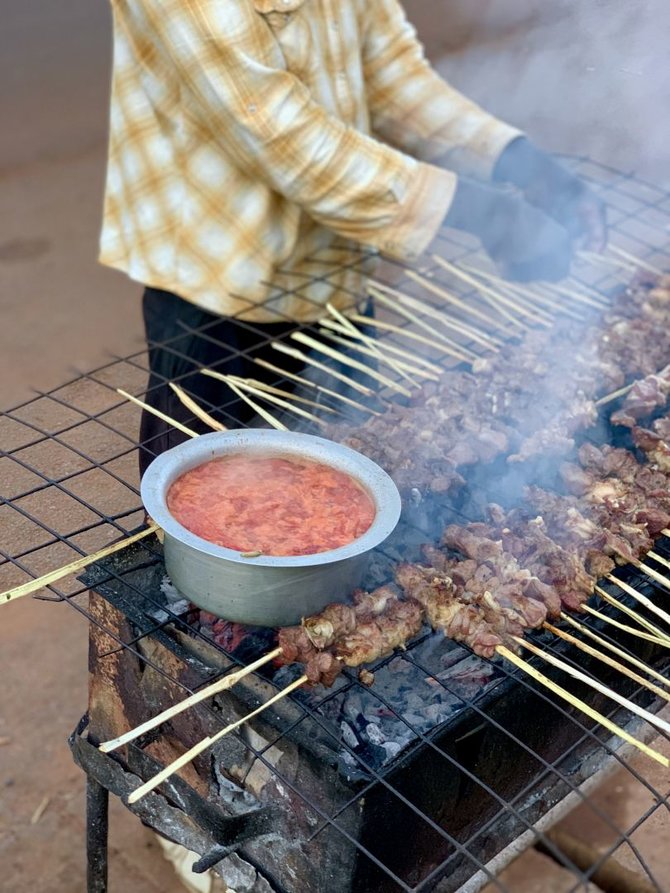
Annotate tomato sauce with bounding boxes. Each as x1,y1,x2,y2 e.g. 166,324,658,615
167,453,376,557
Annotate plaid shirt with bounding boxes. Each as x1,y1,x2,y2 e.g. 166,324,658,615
101,0,520,322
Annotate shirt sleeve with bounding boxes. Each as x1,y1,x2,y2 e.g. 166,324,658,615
143,0,456,262
359,0,523,179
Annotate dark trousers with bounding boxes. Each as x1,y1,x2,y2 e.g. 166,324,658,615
138,287,306,476
139,286,376,477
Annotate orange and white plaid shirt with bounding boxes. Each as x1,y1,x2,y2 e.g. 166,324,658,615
101,0,521,322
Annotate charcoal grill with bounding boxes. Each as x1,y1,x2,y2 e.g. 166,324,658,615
2,157,670,893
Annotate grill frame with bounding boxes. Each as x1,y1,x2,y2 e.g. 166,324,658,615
2,155,670,892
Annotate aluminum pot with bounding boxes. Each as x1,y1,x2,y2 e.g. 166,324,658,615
141,430,401,627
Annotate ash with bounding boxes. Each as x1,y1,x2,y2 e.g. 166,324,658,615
276,631,501,781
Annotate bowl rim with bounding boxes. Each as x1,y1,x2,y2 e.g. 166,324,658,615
140,429,402,568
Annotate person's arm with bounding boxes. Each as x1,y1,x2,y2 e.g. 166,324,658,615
141,0,457,262
358,0,522,178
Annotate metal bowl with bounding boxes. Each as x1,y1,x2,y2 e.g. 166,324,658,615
141,430,401,627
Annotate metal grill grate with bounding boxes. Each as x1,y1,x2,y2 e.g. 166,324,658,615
2,157,670,892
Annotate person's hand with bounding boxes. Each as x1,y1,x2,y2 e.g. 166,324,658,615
445,177,572,282
494,137,607,253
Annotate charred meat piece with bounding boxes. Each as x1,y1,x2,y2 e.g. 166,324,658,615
611,365,670,427
302,602,357,650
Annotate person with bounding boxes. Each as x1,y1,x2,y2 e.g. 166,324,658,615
100,0,606,474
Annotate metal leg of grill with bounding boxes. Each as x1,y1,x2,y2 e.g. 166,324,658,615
86,776,109,893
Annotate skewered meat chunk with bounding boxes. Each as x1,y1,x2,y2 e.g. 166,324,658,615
353,585,398,617
633,426,670,473
304,651,344,687
303,602,357,650
394,563,504,658
277,626,317,665
611,365,670,427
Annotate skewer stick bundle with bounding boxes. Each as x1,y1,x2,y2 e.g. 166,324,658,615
203,372,338,415
228,377,327,427
324,303,419,387
253,358,381,416
291,332,413,397
539,279,608,311
583,604,670,647
382,279,504,351
317,327,430,384
367,286,476,363
545,622,670,704
212,375,288,431
0,524,161,605
319,317,443,376
169,383,227,431
628,560,670,594
459,263,585,322
383,272,508,341
609,246,664,278
431,256,536,329
512,637,670,739
272,341,376,397
606,575,670,630
117,389,199,438
351,311,471,365
595,586,670,645
127,674,308,804
496,645,669,767
99,647,283,752
559,612,670,691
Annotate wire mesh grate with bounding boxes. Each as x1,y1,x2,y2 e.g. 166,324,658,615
2,156,670,892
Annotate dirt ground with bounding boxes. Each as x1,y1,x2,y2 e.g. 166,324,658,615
2,2,670,892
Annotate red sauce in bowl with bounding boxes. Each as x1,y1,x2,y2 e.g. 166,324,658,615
167,453,376,557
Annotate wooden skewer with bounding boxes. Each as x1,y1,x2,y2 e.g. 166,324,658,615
350,311,471,365
559,612,670,691
628,560,670,594
647,550,670,572
377,278,503,352
606,574,670,627
476,283,553,324
117,389,199,438
545,622,670,704
319,317,443,377
213,375,288,431
497,645,669,767
513,636,670,738
291,332,414,398
317,328,430,384
99,647,283,752
324,303,419,388
226,376,326,427
1,524,160,605
540,279,608,312
252,358,380,416
595,382,634,408
272,342,376,398
428,266,555,329
367,286,477,363
127,674,308,804
169,383,227,431
200,369,338,416
579,250,635,276
431,256,535,330
459,263,579,322
583,603,670,647
595,586,670,645
610,246,664,278
390,273,508,342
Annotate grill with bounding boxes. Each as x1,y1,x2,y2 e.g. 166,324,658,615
2,156,670,893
